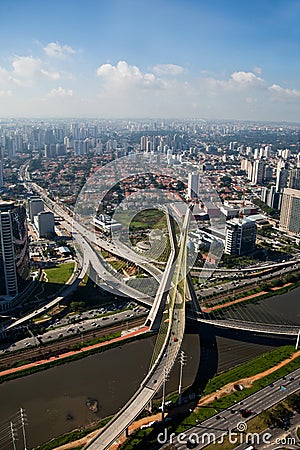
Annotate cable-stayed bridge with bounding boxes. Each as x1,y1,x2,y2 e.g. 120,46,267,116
83,208,191,449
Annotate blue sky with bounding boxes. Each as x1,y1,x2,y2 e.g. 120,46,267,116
0,0,299,120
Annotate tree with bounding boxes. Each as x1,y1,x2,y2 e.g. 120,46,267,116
286,394,300,413
70,301,85,312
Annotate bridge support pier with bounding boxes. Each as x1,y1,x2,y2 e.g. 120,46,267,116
125,427,129,438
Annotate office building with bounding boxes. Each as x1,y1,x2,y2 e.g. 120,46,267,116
34,211,55,237
279,188,300,235
225,217,257,256
28,197,44,222
0,201,29,309
187,172,199,198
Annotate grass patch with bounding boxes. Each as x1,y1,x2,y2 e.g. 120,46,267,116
69,331,121,350
44,262,75,285
129,209,167,231
201,346,295,396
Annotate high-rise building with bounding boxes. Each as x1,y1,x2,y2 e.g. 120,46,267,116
288,168,300,190
34,211,55,237
74,140,84,155
28,197,44,222
0,201,29,309
225,217,257,256
251,160,265,185
95,139,102,155
276,167,289,192
264,165,273,181
261,186,281,209
187,172,199,198
267,186,281,209
279,188,300,234
0,147,3,189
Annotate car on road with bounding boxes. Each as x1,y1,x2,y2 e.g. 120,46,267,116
187,439,198,449
240,408,251,418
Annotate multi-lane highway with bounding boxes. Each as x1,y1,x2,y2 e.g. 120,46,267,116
161,368,300,449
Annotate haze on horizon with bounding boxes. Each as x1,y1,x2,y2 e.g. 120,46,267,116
0,0,299,122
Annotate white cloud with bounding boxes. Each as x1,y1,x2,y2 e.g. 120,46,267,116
44,42,75,59
151,64,185,76
230,71,264,86
12,56,41,78
204,71,265,92
47,86,73,97
0,89,12,97
40,69,61,80
268,83,300,100
0,67,20,86
11,55,61,81
96,60,165,90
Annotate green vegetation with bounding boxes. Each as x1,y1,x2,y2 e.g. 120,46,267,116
69,331,121,350
44,262,75,284
253,198,280,219
109,259,129,271
100,249,110,258
202,346,294,396
129,209,167,231
220,253,258,269
69,275,115,308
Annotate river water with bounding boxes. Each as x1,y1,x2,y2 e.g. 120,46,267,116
1,286,299,448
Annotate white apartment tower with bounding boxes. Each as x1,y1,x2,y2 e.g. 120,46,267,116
251,160,265,185
279,188,300,234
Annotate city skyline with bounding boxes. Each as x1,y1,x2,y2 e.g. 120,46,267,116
0,0,300,121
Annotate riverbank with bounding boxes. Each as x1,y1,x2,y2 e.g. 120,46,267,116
202,281,296,313
0,326,150,383
34,345,300,450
